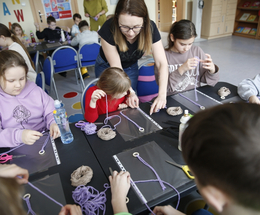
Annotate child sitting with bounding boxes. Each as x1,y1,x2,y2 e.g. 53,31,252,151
71,20,99,48
35,16,70,41
11,23,31,47
155,20,219,95
0,50,60,148
0,23,36,83
84,67,134,123
238,74,260,104
109,103,260,215
71,13,82,37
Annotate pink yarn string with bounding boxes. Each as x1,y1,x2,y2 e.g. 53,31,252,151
23,195,37,215
72,183,109,215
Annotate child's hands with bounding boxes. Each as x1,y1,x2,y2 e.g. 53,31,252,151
0,164,29,184
34,23,40,31
178,57,199,75
249,95,260,104
59,204,82,215
200,54,215,74
50,123,60,139
90,89,106,108
153,205,185,215
118,103,128,110
109,171,130,213
22,129,42,145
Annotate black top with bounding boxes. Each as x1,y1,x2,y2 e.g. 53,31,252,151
36,27,63,41
98,19,161,68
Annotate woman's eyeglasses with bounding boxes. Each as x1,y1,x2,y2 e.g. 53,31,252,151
119,26,143,33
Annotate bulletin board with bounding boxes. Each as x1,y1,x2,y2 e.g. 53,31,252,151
42,0,73,20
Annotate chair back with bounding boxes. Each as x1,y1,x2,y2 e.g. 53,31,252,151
36,71,46,91
81,78,99,115
43,56,53,87
51,46,78,73
78,43,100,68
137,58,159,103
32,51,40,73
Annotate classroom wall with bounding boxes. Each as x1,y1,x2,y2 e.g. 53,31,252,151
0,0,156,38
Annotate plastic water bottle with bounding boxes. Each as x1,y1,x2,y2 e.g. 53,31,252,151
60,29,66,42
53,100,74,144
30,31,36,43
178,110,191,151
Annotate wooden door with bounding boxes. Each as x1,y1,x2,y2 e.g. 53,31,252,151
29,0,79,31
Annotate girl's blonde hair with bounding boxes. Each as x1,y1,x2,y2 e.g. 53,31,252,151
97,67,131,99
0,50,28,81
11,22,25,37
0,177,27,215
0,23,35,70
113,0,152,54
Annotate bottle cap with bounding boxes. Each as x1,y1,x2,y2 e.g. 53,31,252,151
184,110,189,115
54,100,61,108
53,110,57,114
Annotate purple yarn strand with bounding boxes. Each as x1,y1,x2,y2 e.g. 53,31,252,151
179,93,203,109
194,56,200,102
136,155,166,191
0,143,25,155
75,121,97,135
23,196,37,215
120,111,143,130
39,133,50,152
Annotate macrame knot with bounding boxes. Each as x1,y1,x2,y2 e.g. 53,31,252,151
218,87,231,99
97,127,116,141
71,165,93,187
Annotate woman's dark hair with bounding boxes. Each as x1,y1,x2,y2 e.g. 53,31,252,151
0,23,35,70
166,19,197,51
113,0,152,54
182,103,260,211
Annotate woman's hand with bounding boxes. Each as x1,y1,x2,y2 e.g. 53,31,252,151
150,94,167,115
90,89,106,108
201,54,215,74
178,57,199,75
85,13,90,17
153,205,185,215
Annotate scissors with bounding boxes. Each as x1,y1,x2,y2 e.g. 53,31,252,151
165,160,195,179
0,153,26,164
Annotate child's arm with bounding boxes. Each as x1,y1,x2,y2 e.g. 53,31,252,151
22,129,43,145
109,171,130,214
71,34,79,46
0,164,29,184
238,74,260,101
84,88,104,122
153,205,186,215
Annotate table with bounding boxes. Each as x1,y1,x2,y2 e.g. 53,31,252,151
1,82,241,215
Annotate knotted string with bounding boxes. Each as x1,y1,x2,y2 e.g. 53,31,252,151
23,195,37,215
194,56,200,101
39,133,50,154
72,183,109,215
120,111,144,132
75,121,97,135
179,93,205,110
0,143,25,155
134,153,166,191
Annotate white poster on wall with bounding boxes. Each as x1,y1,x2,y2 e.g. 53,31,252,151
42,0,72,20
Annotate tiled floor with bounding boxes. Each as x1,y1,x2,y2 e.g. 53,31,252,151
51,35,260,123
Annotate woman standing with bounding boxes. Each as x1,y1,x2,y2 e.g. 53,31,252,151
95,0,168,114
83,0,108,31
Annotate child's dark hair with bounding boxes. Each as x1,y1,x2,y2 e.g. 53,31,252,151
182,103,260,211
97,67,131,99
166,19,197,51
0,50,28,79
78,20,89,31
0,23,35,70
73,13,82,20
47,16,56,24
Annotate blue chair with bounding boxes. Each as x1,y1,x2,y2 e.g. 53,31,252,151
36,71,45,91
78,43,100,69
81,78,99,115
43,56,57,98
32,51,43,73
51,46,85,99
137,58,159,103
